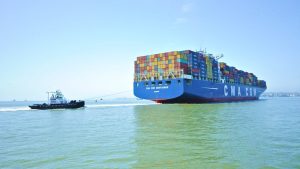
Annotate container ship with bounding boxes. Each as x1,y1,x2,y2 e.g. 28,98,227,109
133,50,267,103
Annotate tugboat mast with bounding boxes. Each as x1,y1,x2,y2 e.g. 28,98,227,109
47,91,56,104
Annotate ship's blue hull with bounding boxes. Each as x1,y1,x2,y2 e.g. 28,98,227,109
134,78,266,103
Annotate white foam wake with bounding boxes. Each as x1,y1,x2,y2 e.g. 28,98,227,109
0,103,155,112
0,106,32,112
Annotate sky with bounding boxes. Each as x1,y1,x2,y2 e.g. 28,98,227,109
0,0,300,101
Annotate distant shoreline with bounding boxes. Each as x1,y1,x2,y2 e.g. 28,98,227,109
262,92,300,97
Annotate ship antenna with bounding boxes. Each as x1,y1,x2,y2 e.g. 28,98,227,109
215,53,224,60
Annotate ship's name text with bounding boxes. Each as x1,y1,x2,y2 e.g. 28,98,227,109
146,86,169,90
224,85,257,97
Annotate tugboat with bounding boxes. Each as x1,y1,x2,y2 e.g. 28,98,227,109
29,90,85,110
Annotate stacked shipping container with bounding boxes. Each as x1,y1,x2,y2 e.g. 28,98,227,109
258,80,267,88
134,50,218,81
134,51,189,81
134,50,266,88
187,50,208,80
219,62,265,87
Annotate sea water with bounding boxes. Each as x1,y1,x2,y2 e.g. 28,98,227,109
0,98,299,168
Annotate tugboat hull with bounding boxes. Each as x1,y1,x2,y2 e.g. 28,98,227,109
29,101,85,110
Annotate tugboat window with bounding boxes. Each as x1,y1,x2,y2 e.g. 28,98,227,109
151,82,156,86
158,81,163,85
145,82,149,86
166,81,171,85
178,80,181,84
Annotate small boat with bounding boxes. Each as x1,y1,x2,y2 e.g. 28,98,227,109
29,90,85,110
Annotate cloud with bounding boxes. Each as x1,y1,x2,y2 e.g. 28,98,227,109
181,3,193,13
174,2,193,24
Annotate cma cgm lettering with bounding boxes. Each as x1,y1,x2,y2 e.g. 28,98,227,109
134,50,267,103
224,85,257,97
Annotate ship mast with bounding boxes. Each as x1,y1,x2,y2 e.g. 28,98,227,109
214,54,224,83
46,91,56,104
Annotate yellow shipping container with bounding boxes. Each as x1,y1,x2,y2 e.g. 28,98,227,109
177,54,183,59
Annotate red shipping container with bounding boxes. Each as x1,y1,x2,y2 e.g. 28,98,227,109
192,68,200,73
